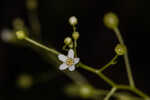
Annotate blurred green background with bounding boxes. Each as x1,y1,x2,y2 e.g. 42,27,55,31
0,0,150,100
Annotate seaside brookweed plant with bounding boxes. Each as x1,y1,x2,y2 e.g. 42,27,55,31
13,13,150,100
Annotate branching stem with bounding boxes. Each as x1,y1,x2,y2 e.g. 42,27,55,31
104,87,117,100
113,27,135,88
22,36,150,100
97,55,118,72
24,37,60,55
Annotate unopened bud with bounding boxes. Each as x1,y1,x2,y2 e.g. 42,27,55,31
64,37,72,45
104,12,119,29
72,32,80,40
69,16,78,26
16,30,26,40
17,74,33,89
79,85,93,99
115,44,126,55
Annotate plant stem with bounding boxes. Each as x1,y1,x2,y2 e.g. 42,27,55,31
72,26,78,57
79,62,150,100
117,85,150,99
98,55,118,72
24,37,60,55
104,87,117,100
22,36,150,100
113,27,135,88
74,39,77,57
78,63,116,87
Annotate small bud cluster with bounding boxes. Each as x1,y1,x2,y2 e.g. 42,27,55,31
63,16,80,50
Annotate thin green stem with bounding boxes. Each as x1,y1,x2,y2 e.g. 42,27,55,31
94,89,143,100
74,40,77,57
28,11,41,39
73,26,76,32
96,72,116,87
78,62,97,73
72,26,77,57
113,28,124,44
78,62,150,100
21,36,149,100
62,44,69,51
98,55,118,72
104,87,117,100
113,27,135,88
78,62,116,87
117,85,150,99
24,37,60,55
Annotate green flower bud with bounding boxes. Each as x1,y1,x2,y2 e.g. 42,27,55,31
16,30,26,40
16,74,33,89
115,44,126,55
79,85,93,99
103,12,119,29
68,43,73,48
72,32,80,40
13,18,24,30
26,0,38,10
64,37,72,45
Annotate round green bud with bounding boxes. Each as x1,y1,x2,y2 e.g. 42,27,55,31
26,0,38,10
13,18,24,30
79,85,93,99
17,74,33,89
64,37,72,45
16,30,26,40
72,32,80,40
115,44,126,55
69,16,78,26
103,12,119,29
68,43,73,48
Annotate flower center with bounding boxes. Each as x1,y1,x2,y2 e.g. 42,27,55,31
66,58,74,66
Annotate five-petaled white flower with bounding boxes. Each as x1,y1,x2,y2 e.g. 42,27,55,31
58,49,80,71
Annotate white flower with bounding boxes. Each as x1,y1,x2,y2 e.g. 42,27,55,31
69,16,78,26
1,29,14,43
58,49,80,71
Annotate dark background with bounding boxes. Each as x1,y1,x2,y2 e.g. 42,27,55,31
0,0,150,100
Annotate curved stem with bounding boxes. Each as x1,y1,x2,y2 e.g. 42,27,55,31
104,87,117,100
24,37,60,55
79,62,150,100
113,27,135,88
94,89,143,100
22,36,150,100
113,28,124,44
117,85,150,99
78,63,116,87
98,55,118,72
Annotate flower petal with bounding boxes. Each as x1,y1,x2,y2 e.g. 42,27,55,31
68,65,75,71
59,63,68,70
58,54,67,62
74,58,80,64
68,49,74,58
